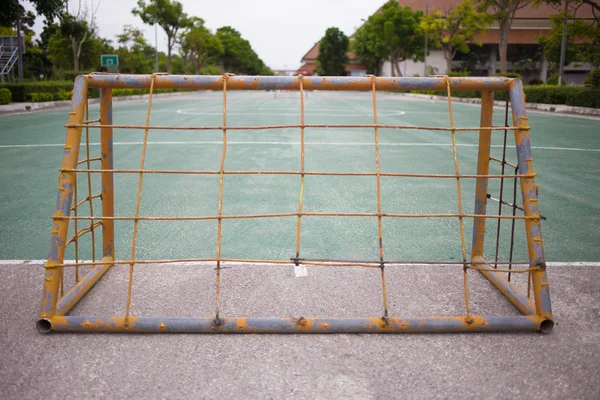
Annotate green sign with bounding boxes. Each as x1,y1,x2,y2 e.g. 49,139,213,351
101,54,119,67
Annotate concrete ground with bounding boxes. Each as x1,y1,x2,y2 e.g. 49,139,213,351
1,262,599,399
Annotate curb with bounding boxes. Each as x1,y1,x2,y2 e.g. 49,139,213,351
399,93,600,117
0,91,199,114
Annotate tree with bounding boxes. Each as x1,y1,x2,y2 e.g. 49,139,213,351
536,0,600,75
179,18,223,74
352,1,425,77
352,25,384,75
0,0,63,27
60,0,101,73
422,0,491,73
44,17,113,75
116,25,154,74
216,26,270,74
538,10,600,69
132,0,190,73
316,27,349,75
476,0,531,73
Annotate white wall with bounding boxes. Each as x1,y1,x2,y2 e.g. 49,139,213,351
381,51,446,77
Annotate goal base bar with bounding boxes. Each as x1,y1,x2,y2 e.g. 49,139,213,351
39,315,551,334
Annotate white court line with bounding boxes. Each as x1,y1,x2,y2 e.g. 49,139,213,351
176,109,407,117
4,259,600,267
1,141,599,152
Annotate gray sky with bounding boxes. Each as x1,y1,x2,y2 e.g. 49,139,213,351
30,0,383,70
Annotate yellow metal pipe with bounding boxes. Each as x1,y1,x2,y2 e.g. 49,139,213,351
100,88,115,259
471,90,495,259
84,74,513,92
40,75,88,319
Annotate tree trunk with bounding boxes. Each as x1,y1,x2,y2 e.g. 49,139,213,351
71,38,79,72
498,18,510,73
391,55,402,77
167,35,172,73
443,46,452,74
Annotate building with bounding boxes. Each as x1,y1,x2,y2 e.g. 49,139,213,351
298,0,596,84
298,47,367,76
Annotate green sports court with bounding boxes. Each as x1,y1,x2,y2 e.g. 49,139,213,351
0,89,598,264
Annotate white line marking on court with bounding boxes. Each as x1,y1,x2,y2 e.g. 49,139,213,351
294,264,308,277
176,109,407,117
4,260,600,268
2,141,599,152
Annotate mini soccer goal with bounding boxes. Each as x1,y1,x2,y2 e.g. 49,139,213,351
38,73,553,334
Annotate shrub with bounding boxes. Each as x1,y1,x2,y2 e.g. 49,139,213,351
584,69,600,88
0,88,11,105
53,89,72,101
493,72,522,79
546,75,559,85
200,65,221,75
448,70,471,77
410,85,598,108
0,81,74,102
111,88,178,97
528,79,544,86
566,89,600,108
29,92,54,102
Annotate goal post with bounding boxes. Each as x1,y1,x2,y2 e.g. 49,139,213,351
38,73,553,334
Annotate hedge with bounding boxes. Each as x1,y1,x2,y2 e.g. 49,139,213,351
0,81,75,102
411,85,599,109
0,88,11,105
0,81,184,103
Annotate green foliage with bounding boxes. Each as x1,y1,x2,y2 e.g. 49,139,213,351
0,0,63,27
132,0,190,73
0,81,74,102
537,11,599,71
547,75,559,85
567,89,600,108
316,27,350,76
352,26,383,74
179,18,224,74
216,26,269,75
116,25,155,74
422,0,491,73
476,0,530,72
53,89,71,101
45,20,114,73
0,88,12,105
411,85,600,108
585,69,600,88
352,1,425,77
528,79,544,85
523,85,577,104
111,88,178,96
448,70,471,76
0,82,188,103
200,65,221,75
493,72,522,79
28,92,54,102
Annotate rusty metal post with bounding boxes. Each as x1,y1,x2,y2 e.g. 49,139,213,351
471,90,494,259
100,88,115,259
39,75,88,323
509,80,553,330
45,315,543,333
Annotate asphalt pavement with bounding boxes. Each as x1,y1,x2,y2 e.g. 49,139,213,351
1,262,599,399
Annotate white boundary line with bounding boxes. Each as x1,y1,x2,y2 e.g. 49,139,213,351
3,259,599,267
1,141,599,152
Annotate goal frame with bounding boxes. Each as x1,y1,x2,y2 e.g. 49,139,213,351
38,74,553,333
